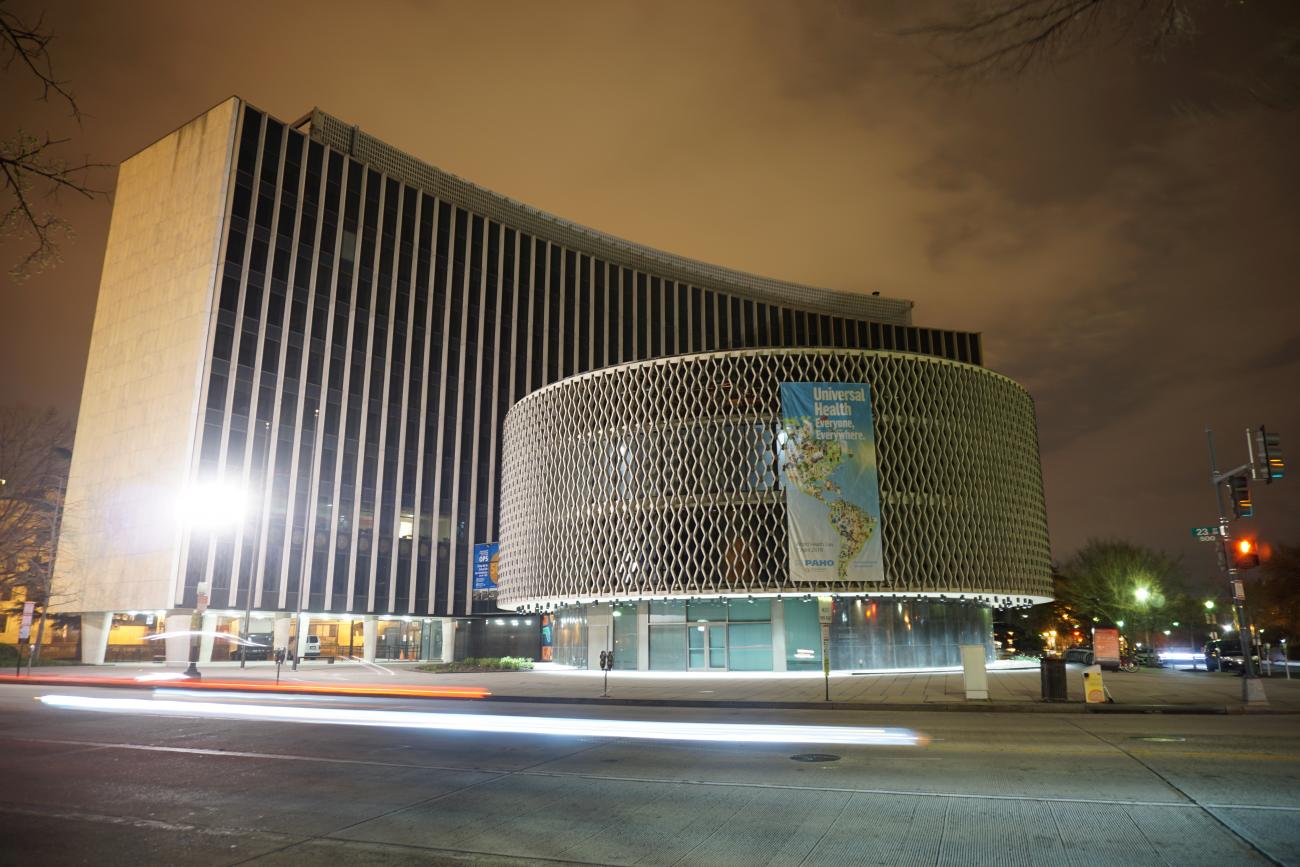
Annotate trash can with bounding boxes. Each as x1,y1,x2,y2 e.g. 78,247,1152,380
1040,656,1068,701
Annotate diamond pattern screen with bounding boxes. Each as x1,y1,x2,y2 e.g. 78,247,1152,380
498,349,1052,609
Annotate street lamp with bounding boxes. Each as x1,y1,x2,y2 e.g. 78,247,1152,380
1134,587,1151,604
1204,600,1216,611
180,480,248,679
238,421,273,670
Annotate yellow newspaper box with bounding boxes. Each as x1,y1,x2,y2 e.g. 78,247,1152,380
1083,664,1109,703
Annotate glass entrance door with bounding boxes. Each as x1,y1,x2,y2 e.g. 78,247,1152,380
688,623,727,670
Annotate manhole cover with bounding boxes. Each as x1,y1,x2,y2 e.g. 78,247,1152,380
1131,736,1186,743
790,753,841,763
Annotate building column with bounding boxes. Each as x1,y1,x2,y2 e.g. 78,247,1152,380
273,615,291,656
587,603,613,671
636,602,649,671
295,613,312,658
199,611,219,663
164,612,192,664
440,619,456,663
80,612,112,665
771,598,787,672
362,617,377,662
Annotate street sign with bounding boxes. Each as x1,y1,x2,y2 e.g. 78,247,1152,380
18,601,35,640
1191,526,1222,542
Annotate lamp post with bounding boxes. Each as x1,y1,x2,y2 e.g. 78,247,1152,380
180,481,248,679
291,409,319,671
239,420,273,669
183,581,208,679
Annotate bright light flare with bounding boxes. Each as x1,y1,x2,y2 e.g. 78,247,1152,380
181,482,248,530
38,694,927,746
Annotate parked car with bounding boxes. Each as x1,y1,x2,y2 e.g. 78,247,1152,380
1062,647,1094,665
1203,638,1259,672
1134,647,1162,668
304,635,322,658
230,632,274,661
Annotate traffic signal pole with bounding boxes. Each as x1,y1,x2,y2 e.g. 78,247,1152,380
1205,428,1266,706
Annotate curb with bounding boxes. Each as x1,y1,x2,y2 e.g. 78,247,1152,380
476,693,1243,715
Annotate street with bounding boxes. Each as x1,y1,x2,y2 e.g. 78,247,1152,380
0,683,1297,865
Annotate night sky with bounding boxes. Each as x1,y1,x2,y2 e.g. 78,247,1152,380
2,1,1297,578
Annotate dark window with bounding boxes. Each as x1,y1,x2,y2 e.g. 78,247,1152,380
621,268,635,363
593,260,606,367
577,254,591,372
676,282,689,355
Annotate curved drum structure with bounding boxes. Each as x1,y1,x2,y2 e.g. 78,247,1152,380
498,348,1051,672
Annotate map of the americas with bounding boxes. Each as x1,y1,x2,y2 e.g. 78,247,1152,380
781,417,877,579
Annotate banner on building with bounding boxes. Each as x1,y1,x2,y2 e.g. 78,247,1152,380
778,382,884,583
473,542,499,591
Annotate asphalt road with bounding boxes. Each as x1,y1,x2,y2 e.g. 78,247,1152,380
0,684,1297,866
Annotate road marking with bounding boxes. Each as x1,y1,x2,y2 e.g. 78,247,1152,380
6,735,1299,813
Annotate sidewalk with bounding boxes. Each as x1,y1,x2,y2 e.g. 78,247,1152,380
12,659,1300,712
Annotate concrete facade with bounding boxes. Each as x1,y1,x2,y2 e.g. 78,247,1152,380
53,98,239,615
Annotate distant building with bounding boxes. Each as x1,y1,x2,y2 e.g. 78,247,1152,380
54,97,1050,668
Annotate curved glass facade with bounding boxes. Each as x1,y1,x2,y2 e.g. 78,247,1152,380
179,100,987,619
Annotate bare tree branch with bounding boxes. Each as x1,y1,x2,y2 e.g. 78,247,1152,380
0,2,79,120
0,2,109,280
0,406,73,598
903,0,1191,77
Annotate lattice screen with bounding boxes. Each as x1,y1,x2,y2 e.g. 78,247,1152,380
498,349,1052,609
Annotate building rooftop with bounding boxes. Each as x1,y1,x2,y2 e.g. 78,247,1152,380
301,107,914,326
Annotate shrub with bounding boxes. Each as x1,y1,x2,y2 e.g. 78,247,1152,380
415,656,535,673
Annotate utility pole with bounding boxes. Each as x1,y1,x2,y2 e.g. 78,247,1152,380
1205,428,1266,705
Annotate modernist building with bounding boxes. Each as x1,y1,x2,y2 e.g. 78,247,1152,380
54,96,1050,667
498,350,1051,672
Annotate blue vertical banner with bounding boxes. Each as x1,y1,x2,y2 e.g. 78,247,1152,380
473,542,500,591
778,382,884,583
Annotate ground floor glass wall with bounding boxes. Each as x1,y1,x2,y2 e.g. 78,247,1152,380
824,598,993,669
551,598,993,672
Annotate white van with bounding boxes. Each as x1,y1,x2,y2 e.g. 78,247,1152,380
304,635,322,658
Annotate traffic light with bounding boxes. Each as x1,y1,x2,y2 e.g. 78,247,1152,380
1254,427,1284,483
1229,475,1253,518
1229,537,1260,571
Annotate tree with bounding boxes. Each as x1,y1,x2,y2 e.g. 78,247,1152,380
0,405,72,599
1,1,107,279
905,0,1300,110
1250,544,1300,639
1055,538,1195,642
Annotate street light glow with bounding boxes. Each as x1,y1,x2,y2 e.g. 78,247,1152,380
181,482,247,529
1134,587,1151,603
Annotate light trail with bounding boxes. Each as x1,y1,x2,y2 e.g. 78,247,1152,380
0,674,489,700
37,694,928,746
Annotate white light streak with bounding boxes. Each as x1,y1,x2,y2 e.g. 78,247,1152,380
38,694,926,746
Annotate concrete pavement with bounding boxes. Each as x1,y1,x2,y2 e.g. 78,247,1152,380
0,681,1297,865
